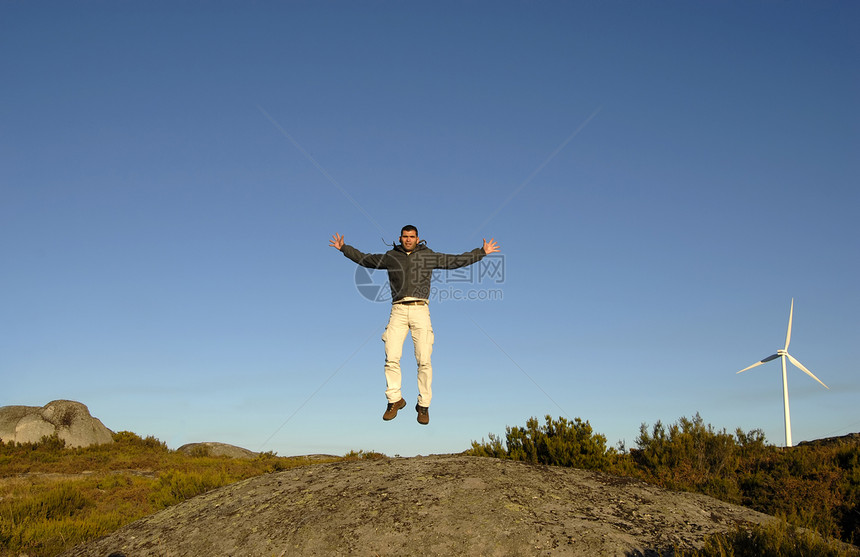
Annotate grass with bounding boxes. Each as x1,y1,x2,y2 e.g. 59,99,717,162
0,432,368,557
683,519,858,557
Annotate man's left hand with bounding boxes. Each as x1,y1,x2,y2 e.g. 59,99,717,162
483,237,500,254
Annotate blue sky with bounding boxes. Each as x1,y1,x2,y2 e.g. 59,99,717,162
2,2,857,457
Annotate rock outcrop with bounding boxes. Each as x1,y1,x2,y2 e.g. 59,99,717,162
798,432,860,449
61,454,777,556
176,442,258,459
0,400,113,448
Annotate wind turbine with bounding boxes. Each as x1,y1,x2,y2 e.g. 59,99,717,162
737,298,829,447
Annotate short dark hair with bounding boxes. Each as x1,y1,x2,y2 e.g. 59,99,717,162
401,225,418,236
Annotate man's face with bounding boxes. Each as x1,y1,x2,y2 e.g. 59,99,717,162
400,230,419,251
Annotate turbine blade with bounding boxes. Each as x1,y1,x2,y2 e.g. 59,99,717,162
737,354,779,374
785,298,794,351
786,353,830,389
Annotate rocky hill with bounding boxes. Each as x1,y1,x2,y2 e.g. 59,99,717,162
797,432,860,449
176,441,259,459
60,454,775,557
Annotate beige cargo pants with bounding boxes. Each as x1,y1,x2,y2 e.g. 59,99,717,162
381,303,434,407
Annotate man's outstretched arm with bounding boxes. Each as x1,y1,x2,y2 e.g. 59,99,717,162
433,237,500,270
330,232,386,268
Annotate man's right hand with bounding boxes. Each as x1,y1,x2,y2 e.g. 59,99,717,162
329,233,345,251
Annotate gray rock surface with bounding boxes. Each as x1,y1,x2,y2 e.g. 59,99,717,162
0,400,113,448
176,442,258,459
61,454,776,556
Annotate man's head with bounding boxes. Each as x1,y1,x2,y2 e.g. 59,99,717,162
400,225,419,251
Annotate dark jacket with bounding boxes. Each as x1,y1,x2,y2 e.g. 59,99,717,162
341,242,485,302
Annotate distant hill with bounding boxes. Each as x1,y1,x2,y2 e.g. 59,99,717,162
176,442,259,459
797,432,860,449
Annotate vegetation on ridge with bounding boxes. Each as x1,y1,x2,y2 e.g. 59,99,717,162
469,413,860,554
683,519,855,557
0,432,372,557
2,414,858,556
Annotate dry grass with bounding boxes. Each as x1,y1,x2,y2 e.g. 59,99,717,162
0,432,356,557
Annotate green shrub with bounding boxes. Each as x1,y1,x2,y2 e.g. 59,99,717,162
468,433,506,459
149,469,232,509
634,414,741,490
685,519,858,557
112,431,168,451
0,482,95,555
0,433,67,466
2,482,91,525
187,445,212,458
343,450,386,460
470,413,860,547
468,415,614,470
632,415,860,544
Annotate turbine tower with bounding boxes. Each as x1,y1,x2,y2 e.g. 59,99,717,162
737,298,829,447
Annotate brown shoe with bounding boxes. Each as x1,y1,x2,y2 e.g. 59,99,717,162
383,398,407,421
415,403,429,425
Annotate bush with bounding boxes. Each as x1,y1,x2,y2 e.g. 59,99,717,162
0,482,95,555
343,450,386,460
112,431,168,451
187,445,212,458
2,482,91,525
468,415,614,470
685,519,858,557
632,415,860,544
149,469,231,509
470,413,860,547
468,433,506,459
632,413,744,500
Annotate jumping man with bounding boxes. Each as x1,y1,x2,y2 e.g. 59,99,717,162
330,225,500,425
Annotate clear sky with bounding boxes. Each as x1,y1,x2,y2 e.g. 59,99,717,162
2,1,858,457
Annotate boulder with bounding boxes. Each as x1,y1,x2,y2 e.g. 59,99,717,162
0,400,114,448
176,442,258,459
